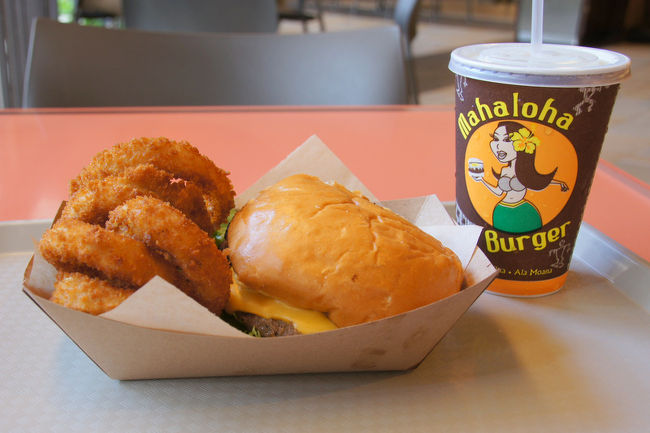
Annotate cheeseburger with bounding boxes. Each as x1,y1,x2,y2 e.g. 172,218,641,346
225,174,463,336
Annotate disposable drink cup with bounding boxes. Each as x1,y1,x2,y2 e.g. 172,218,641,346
449,43,630,296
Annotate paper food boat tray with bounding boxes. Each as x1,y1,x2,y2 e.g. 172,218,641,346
22,136,498,380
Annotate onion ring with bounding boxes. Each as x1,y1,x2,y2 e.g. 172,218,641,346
106,196,231,315
70,137,235,227
62,163,214,233
51,271,135,315
39,218,183,289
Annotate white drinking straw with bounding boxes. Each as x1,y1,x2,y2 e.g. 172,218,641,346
531,0,544,49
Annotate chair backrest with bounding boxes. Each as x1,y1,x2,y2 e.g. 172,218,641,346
122,0,278,33
0,0,57,108
23,18,408,107
394,0,421,43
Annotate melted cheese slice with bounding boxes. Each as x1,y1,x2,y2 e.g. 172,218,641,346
226,276,337,335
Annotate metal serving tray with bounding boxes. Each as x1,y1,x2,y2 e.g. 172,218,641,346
1,219,648,433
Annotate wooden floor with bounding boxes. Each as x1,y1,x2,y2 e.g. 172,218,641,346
281,12,650,185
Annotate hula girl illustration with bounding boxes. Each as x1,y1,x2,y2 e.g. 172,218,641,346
470,121,569,234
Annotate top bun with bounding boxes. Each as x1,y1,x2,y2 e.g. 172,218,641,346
227,174,463,328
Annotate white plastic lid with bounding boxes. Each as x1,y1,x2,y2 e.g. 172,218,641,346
449,43,631,87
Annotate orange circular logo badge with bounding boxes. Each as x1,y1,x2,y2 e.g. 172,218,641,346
464,120,577,233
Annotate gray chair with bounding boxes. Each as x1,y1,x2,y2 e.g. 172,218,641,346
122,0,279,33
394,0,421,104
0,0,57,108
75,0,123,26
23,18,408,107
278,0,325,33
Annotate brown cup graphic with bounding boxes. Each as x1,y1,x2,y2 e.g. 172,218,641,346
449,43,630,297
467,158,485,181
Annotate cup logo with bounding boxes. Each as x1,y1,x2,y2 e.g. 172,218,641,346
454,79,620,288
464,120,577,233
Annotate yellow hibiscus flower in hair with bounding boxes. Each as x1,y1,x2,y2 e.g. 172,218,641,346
509,128,540,154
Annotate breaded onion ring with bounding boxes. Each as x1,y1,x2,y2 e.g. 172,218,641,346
51,271,135,315
62,163,213,233
39,218,182,289
70,137,235,227
106,196,231,315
